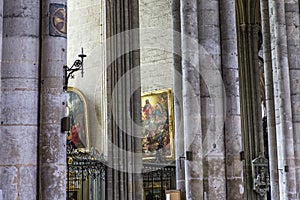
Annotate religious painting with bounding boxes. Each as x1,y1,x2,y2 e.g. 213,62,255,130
141,89,174,161
66,87,89,150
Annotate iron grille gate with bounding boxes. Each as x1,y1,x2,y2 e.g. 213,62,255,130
67,149,106,200
143,163,176,200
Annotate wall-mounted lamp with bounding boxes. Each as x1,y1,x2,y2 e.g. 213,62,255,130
186,151,193,161
284,165,289,172
63,48,86,91
61,116,70,132
240,151,245,161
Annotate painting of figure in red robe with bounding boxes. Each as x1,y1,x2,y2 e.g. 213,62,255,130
66,87,89,150
141,89,174,161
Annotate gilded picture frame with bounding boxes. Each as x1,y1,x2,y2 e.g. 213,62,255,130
66,87,90,151
141,88,174,161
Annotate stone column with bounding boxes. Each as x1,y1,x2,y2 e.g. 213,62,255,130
39,1,67,199
106,0,143,199
220,0,244,199
0,0,39,199
236,0,267,196
238,23,264,200
0,0,3,121
180,0,203,199
131,1,143,198
268,0,294,198
284,0,300,197
259,0,280,198
198,0,226,199
171,0,185,197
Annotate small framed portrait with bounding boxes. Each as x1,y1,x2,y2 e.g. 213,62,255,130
141,88,174,161
66,87,90,150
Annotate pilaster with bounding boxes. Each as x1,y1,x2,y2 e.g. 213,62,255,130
268,0,294,198
285,0,300,196
259,0,280,198
39,1,67,199
171,0,185,197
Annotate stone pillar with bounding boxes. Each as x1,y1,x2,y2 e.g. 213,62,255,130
238,23,265,200
284,0,300,197
180,0,203,199
0,0,39,199
219,0,244,199
0,0,3,119
171,0,185,197
268,0,294,198
259,0,280,198
39,1,67,199
198,0,226,199
106,0,143,199
235,0,267,196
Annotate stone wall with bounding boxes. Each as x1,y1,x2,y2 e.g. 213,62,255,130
67,0,107,154
67,0,174,153
139,0,174,93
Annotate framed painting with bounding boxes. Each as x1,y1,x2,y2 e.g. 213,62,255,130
66,87,90,150
141,88,174,161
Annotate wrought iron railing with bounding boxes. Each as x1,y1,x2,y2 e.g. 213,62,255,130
142,163,176,200
67,147,106,200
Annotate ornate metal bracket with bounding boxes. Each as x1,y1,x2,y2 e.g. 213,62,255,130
252,154,270,196
63,48,86,91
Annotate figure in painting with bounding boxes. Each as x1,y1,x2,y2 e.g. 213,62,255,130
67,122,85,149
66,88,88,150
143,99,153,121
